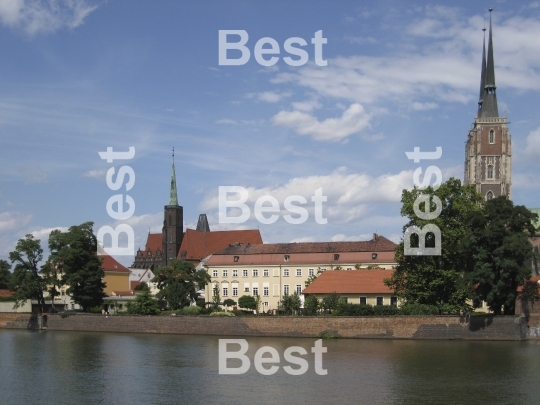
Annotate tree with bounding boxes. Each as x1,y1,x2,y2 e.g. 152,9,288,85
254,294,262,313
134,282,150,292
0,259,11,290
50,222,106,312
40,260,64,310
321,292,341,312
8,234,46,311
127,290,160,315
212,282,221,308
223,298,236,308
304,294,319,315
385,178,483,313
152,259,210,310
238,295,256,310
279,292,301,315
463,197,537,315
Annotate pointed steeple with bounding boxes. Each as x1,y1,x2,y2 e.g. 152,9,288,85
169,148,178,206
477,27,487,113
479,8,499,118
196,214,210,232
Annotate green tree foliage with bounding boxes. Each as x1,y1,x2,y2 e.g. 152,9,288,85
463,197,537,315
385,178,483,313
304,268,322,287
303,294,319,315
254,294,262,313
279,292,301,315
212,282,220,308
152,259,210,310
320,292,341,312
127,290,160,315
238,295,256,310
39,260,64,309
49,222,106,312
8,234,46,311
223,298,236,307
134,281,150,292
0,259,12,290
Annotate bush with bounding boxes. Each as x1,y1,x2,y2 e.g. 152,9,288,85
373,305,400,316
88,306,103,314
334,303,375,316
181,306,201,316
399,303,439,315
238,295,256,310
126,290,160,315
209,311,235,317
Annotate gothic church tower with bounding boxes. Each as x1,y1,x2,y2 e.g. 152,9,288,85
162,149,183,266
464,10,512,200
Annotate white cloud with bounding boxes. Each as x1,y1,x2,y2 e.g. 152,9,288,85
291,99,321,112
84,168,107,179
0,211,32,233
412,102,438,111
30,226,69,240
272,103,372,142
290,236,316,243
200,167,413,224
0,0,100,35
525,126,540,161
248,91,292,103
216,118,238,125
331,233,373,242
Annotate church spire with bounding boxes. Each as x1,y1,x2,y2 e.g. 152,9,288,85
479,8,499,118
169,148,178,206
477,27,487,113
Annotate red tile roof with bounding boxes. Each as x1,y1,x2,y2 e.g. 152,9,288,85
178,228,263,261
302,269,395,295
111,290,134,296
140,233,162,257
130,281,140,290
0,289,14,297
100,254,130,273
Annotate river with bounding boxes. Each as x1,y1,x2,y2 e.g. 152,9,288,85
0,329,539,404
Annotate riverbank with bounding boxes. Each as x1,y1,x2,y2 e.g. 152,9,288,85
0,313,530,340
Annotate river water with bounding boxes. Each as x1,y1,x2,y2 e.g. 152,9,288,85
0,329,539,405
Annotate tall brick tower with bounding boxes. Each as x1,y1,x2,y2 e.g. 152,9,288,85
464,9,512,200
162,148,183,266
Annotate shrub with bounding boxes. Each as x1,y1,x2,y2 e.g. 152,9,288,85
238,295,256,310
334,303,375,316
181,306,201,316
209,311,235,317
399,303,439,315
372,305,400,316
126,290,160,315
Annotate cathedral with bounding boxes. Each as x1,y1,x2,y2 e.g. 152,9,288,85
131,152,263,270
464,10,512,200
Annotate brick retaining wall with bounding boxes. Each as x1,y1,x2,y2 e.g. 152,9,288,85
1,314,527,340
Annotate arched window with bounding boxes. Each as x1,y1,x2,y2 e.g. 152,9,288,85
486,191,493,201
168,248,172,259
489,129,494,144
487,164,493,179
169,235,173,243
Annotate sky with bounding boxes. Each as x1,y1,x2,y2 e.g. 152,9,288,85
1,0,540,267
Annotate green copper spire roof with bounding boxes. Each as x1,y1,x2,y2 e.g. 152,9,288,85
169,148,178,206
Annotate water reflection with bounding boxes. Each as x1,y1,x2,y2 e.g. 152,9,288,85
0,330,539,405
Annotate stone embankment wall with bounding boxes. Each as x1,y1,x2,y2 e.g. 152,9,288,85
1,314,527,340
516,299,540,338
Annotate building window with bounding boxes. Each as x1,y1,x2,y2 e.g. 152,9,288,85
360,297,367,305
295,269,301,277
283,268,289,277
253,269,258,277
343,297,348,303
308,269,315,276
391,297,398,306
223,270,228,277
244,287,250,292
489,129,494,144
372,253,377,260
232,287,238,297
263,269,269,277
169,235,173,243
334,254,339,260
283,285,290,295
376,297,383,306
242,270,248,277
223,287,228,297
263,302,269,307
234,256,239,262
487,164,493,179
296,285,302,295
232,270,238,277
252,287,259,296
169,249,172,259
263,286,269,296
486,191,494,201
284,255,289,262
212,270,218,278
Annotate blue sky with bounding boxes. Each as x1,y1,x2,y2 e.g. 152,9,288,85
1,0,540,266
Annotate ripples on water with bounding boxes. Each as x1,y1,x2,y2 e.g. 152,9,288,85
0,330,539,405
